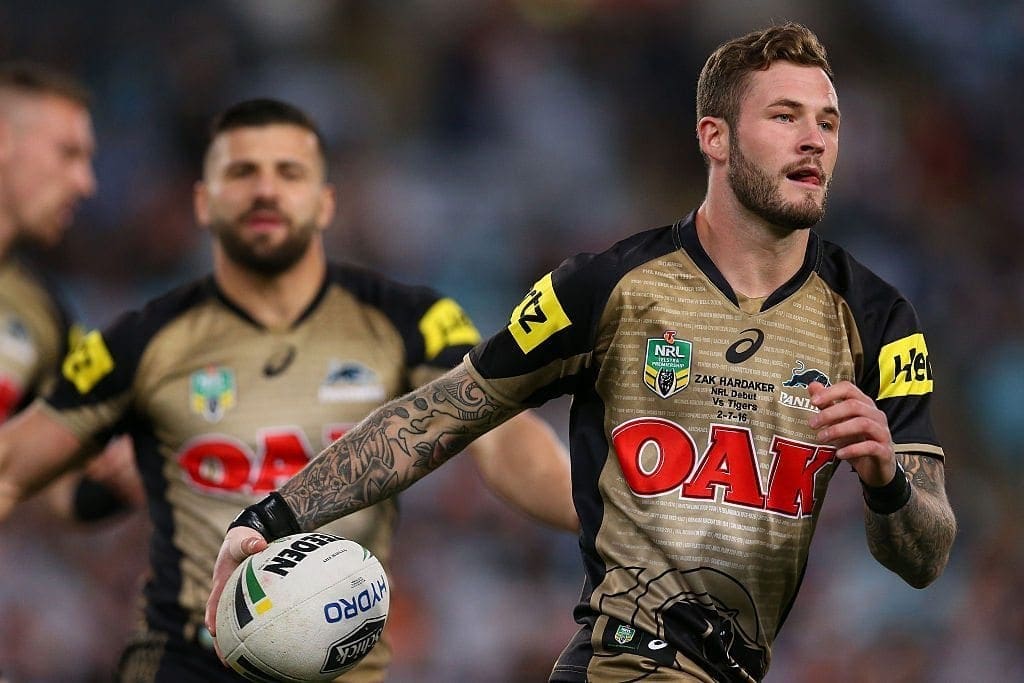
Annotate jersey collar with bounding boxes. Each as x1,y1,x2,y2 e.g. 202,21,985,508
673,210,822,312
205,271,331,331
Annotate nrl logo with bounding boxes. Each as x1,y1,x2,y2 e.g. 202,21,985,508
189,366,236,423
643,330,692,399
614,624,637,645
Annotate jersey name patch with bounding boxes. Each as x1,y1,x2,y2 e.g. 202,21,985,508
508,273,571,354
62,330,114,394
419,298,481,360
877,333,933,399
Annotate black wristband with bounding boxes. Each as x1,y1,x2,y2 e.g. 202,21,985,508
861,462,912,515
73,478,128,522
228,491,302,541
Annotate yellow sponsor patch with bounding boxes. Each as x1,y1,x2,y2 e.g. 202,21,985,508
419,298,481,360
877,333,933,399
508,273,572,354
61,330,115,394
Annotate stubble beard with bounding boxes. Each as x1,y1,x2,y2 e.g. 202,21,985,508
728,141,828,232
211,210,317,277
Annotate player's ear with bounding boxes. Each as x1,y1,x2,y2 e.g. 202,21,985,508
194,180,210,227
697,116,729,164
316,182,336,232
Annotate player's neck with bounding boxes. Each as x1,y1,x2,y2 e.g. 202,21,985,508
695,201,810,299
214,244,327,330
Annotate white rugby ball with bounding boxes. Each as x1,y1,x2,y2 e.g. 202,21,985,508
215,532,389,682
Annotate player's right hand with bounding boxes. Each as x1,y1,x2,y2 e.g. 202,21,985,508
206,526,268,642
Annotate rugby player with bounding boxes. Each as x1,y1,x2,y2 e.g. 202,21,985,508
0,98,576,682
211,23,956,682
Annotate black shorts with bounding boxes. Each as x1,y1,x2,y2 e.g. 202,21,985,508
549,616,717,683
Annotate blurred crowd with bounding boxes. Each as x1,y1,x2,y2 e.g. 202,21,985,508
2,1,1023,681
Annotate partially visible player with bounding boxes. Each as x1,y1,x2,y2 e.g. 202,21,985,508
210,23,956,683
0,62,141,518
0,61,94,425
0,98,575,682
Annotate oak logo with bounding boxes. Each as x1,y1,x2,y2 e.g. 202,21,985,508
611,417,835,518
508,272,571,354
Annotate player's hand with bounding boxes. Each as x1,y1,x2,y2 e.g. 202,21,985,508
807,380,897,487
206,526,268,642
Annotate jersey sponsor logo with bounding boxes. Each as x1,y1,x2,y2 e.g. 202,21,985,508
419,298,481,361
189,366,236,422
725,328,764,364
644,330,691,398
263,344,296,377
0,376,22,420
614,624,637,646
62,330,115,394
178,424,350,495
781,360,831,389
878,333,933,399
319,360,385,403
508,273,571,354
0,314,36,365
611,418,836,518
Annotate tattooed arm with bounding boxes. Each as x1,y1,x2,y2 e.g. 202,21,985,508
864,453,956,588
280,362,520,529
807,381,956,589
206,362,521,634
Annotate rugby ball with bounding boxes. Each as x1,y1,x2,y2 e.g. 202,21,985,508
215,532,389,682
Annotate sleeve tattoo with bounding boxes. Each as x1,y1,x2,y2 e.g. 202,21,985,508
864,453,957,588
279,364,520,531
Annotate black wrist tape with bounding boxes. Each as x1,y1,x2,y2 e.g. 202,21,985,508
73,478,128,522
228,491,302,541
861,462,912,515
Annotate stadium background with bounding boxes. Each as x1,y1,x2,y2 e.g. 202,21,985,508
2,1,1022,681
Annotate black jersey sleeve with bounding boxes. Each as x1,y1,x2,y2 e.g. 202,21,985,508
328,263,482,386
468,252,615,407
819,242,943,459
45,281,207,440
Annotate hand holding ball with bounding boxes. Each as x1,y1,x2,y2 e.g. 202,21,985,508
215,532,389,682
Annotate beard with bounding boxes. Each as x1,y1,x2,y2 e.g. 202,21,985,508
210,202,318,276
728,141,828,232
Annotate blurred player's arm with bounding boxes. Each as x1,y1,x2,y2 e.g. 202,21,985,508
0,401,84,520
863,453,955,588
41,435,144,522
468,411,577,533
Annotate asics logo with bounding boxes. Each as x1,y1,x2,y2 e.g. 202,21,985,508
725,328,764,364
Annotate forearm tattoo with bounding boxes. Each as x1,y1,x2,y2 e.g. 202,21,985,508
865,454,957,587
279,365,519,531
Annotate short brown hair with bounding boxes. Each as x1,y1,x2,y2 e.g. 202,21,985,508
0,60,91,107
696,22,832,129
